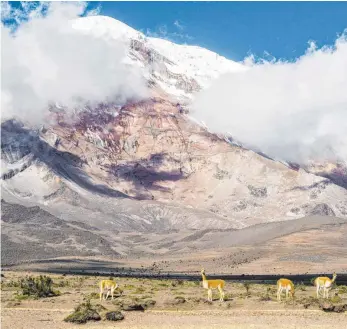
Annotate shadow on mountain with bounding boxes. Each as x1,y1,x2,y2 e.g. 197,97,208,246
290,179,332,191
106,155,185,199
317,172,347,190
4,258,124,274
1,120,129,199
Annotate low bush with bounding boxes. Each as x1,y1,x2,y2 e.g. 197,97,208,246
64,300,101,324
19,276,59,298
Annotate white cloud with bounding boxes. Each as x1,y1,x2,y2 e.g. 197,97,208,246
146,23,193,43
191,31,347,164
174,20,184,31
1,2,148,126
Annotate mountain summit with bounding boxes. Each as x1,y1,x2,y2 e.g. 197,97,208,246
72,16,245,102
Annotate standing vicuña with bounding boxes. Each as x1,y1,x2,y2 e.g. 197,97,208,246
277,278,295,301
314,273,337,298
201,269,225,302
99,279,120,301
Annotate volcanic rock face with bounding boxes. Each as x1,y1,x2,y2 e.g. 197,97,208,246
2,96,347,233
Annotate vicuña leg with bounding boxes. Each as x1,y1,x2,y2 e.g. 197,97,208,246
316,285,320,298
105,290,110,300
207,289,212,302
278,287,284,301
325,288,329,299
218,286,225,302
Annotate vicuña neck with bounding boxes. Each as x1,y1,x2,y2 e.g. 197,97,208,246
201,273,207,281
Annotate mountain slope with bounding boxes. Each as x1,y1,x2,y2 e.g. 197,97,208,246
2,98,346,232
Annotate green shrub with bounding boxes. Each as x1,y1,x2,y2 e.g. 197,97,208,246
330,295,342,303
338,285,347,294
19,276,59,298
64,299,101,324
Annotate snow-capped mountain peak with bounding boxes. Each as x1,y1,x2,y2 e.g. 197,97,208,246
72,15,246,102
72,15,141,41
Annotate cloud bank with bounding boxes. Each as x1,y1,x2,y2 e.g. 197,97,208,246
191,32,347,164
1,2,147,126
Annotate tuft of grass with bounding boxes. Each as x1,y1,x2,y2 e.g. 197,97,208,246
259,287,272,301
296,282,307,291
55,280,70,288
64,299,101,324
4,280,20,288
338,285,347,294
86,292,100,300
222,293,233,301
157,283,169,287
243,282,251,297
330,294,342,304
14,294,31,301
132,287,146,294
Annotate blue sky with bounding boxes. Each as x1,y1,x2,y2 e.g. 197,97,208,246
88,1,347,62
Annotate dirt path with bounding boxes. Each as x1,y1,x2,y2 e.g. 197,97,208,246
2,308,346,329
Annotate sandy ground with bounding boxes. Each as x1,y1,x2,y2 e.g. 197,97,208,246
2,308,347,329
1,271,346,329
